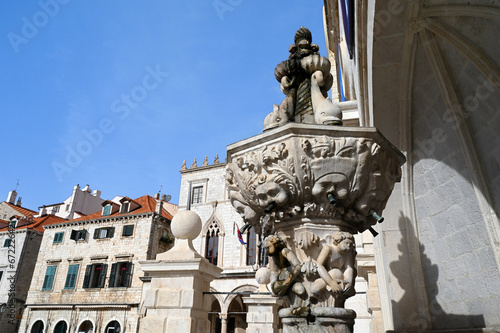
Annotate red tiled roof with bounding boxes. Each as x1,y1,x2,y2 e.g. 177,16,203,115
0,215,66,233
70,195,175,223
3,202,37,217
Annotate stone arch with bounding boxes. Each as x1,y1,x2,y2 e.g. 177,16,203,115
52,318,69,333
76,318,95,332
200,204,225,266
222,284,259,313
104,318,122,333
29,318,46,333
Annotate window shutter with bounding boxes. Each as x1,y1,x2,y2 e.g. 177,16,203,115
64,264,79,289
70,230,77,240
109,227,115,238
123,225,134,236
42,266,56,290
81,229,87,241
109,263,117,287
83,265,92,288
94,228,99,239
125,262,134,287
98,264,108,288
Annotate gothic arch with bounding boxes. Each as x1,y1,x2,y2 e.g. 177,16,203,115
200,203,225,266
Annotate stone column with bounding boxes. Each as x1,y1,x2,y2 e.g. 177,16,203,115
219,313,228,333
243,296,283,333
139,211,222,333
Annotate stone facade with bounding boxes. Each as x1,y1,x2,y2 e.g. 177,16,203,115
18,195,175,333
324,0,500,331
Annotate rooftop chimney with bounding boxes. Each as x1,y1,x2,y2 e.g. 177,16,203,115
7,190,17,204
161,194,167,201
154,193,160,200
16,196,22,206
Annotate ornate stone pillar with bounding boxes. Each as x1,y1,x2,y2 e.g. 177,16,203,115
139,211,222,333
225,27,405,332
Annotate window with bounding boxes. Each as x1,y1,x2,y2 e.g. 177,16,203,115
102,204,112,216
9,220,17,228
83,263,107,288
53,232,64,243
70,229,87,242
0,271,3,282
54,206,60,213
120,202,129,214
94,227,115,239
205,221,220,265
191,186,203,204
30,320,44,333
42,266,57,290
78,320,93,333
246,227,258,266
65,204,70,212
122,225,134,237
109,262,133,287
3,239,12,248
53,321,67,333
105,320,121,333
64,264,79,289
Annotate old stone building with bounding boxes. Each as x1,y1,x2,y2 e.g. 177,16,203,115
0,194,65,333
18,194,177,333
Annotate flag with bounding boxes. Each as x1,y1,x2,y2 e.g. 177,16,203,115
237,228,247,245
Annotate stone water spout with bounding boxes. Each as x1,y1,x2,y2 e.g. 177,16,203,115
227,27,406,332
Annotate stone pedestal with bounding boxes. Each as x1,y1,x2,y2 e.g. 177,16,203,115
139,258,222,333
280,307,356,333
139,210,223,333
243,295,284,333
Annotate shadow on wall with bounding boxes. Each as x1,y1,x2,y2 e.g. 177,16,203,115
388,214,485,332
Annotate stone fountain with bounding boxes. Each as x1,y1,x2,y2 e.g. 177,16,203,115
226,27,405,333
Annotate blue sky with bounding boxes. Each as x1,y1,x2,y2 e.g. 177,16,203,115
0,1,328,210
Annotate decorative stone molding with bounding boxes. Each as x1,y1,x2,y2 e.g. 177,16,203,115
226,123,405,235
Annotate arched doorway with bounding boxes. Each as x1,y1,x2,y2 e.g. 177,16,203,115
208,298,222,333
105,320,121,333
78,320,93,333
53,321,67,333
227,296,247,333
30,320,44,333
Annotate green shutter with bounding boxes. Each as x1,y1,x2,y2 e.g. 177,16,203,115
54,232,64,243
123,225,134,236
109,263,117,287
82,265,92,288
42,266,56,290
125,262,134,287
64,264,79,289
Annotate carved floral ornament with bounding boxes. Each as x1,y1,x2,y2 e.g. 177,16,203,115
226,134,402,235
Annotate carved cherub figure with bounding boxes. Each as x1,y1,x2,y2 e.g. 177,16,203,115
265,235,306,300
311,231,357,307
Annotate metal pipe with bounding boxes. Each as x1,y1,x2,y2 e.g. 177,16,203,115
264,202,277,214
370,209,384,223
327,192,337,205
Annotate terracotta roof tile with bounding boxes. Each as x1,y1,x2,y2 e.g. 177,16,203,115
3,202,37,217
70,195,175,223
0,214,65,233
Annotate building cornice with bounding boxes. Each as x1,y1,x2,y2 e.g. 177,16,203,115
43,211,157,230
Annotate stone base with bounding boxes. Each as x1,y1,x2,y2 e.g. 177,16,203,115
279,307,356,333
